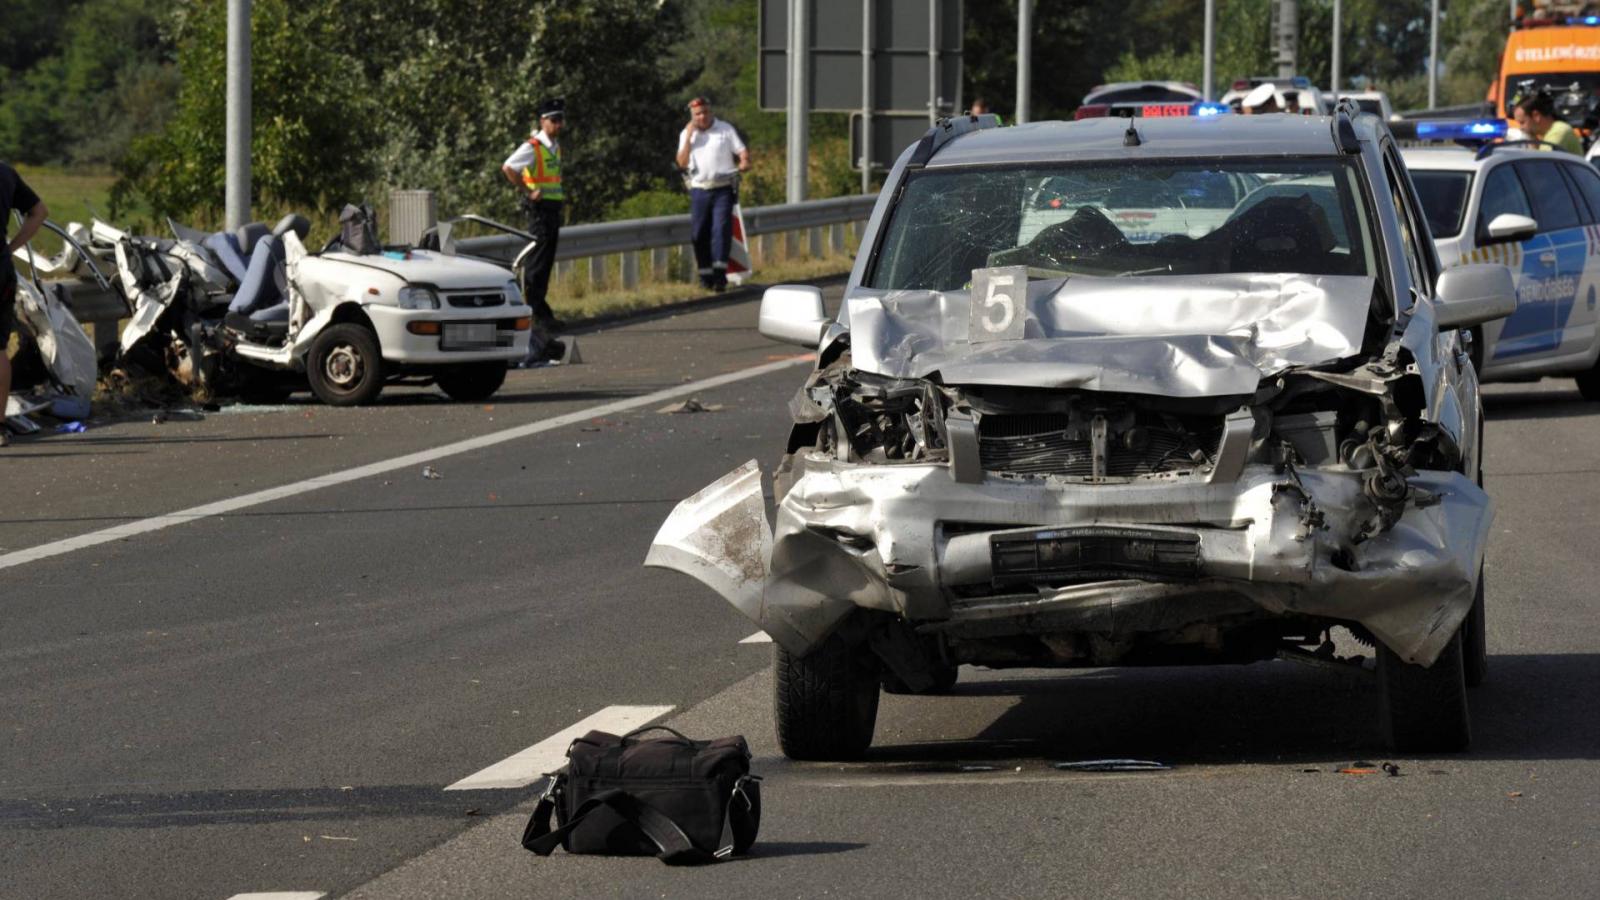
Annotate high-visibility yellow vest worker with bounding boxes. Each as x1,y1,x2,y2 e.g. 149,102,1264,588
500,97,568,338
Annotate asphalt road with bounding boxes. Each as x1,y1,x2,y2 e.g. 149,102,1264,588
4,286,1599,899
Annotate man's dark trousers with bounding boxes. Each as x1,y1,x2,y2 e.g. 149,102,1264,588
522,198,562,324
689,186,735,287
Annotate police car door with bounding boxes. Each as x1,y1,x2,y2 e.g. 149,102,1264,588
1509,159,1585,365
1556,160,1600,365
1472,162,1550,374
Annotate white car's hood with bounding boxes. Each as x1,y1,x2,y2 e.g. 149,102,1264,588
323,249,512,289
843,272,1376,398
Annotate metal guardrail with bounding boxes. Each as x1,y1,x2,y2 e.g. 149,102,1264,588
454,194,878,265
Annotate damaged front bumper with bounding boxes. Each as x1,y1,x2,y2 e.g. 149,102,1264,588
647,455,1492,668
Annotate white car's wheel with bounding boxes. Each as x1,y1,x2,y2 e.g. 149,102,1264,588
308,323,384,406
774,634,879,761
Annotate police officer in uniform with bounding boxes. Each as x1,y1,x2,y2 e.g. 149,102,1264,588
501,98,566,331
676,97,750,292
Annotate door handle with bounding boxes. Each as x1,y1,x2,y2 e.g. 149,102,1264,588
1540,251,1558,265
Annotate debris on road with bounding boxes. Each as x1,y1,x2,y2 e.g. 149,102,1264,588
421,465,444,480
54,421,87,434
659,397,724,414
1382,762,1401,777
1053,759,1171,772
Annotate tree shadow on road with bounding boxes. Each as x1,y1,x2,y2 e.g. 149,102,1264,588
855,652,1600,766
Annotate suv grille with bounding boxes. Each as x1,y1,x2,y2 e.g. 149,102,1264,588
978,413,1219,478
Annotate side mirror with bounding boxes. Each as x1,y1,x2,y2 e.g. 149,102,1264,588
757,285,828,348
1434,263,1517,330
1485,212,1538,243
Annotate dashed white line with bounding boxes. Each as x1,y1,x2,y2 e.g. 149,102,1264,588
0,355,812,573
739,631,773,644
444,704,674,791
226,893,325,900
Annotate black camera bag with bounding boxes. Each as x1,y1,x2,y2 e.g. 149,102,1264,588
521,726,760,864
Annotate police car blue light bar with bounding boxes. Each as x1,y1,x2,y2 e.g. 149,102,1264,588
1191,102,1230,117
1413,119,1509,140
1566,15,1600,25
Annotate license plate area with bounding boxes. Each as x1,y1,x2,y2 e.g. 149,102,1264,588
440,322,498,350
990,526,1200,586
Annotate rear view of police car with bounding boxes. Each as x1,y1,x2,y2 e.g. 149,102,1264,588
1402,123,1600,397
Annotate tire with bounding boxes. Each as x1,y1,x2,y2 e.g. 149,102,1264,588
437,362,508,402
1378,626,1471,753
1577,363,1600,401
882,662,959,695
775,633,880,761
307,323,384,406
1463,570,1488,688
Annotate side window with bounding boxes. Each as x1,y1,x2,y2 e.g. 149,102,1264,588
1382,151,1431,294
1561,162,1600,223
1477,164,1534,239
1516,161,1582,233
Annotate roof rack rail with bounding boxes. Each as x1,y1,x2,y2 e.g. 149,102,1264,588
906,114,1003,169
1331,104,1361,154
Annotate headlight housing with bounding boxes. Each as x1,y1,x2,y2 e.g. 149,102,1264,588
397,286,439,310
503,279,525,306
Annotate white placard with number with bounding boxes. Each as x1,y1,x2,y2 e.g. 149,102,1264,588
968,266,1029,343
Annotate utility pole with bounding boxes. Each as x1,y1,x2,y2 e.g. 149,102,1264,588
787,0,809,203
1429,0,1441,109
1203,0,1215,100
1274,0,1298,79
1331,0,1341,98
225,0,251,230
861,0,873,194
927,0,939,125
1016,0,1032,124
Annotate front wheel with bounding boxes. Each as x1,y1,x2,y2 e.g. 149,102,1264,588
307,323,385,406
1577,362,1600,401
775,633,880,761
1378,626,1470,753
437,362,507,402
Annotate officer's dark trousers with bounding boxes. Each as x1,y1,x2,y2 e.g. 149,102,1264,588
521,199,562,322
689,186,735,284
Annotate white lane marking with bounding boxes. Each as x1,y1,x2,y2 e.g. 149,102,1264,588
739,631,773,644
226,894,326,900
0,355,812,573
444,704,674,791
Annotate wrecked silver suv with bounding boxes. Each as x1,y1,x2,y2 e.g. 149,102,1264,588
649,107,1517,759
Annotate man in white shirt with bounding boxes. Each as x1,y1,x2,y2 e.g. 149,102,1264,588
501,98,566,331
676,97,750,292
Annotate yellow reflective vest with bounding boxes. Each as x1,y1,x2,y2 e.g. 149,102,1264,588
521,139,564,201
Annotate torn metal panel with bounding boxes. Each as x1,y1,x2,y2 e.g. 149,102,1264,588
844,273,1374,397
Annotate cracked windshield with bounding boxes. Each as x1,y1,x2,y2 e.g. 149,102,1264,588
869,160,1377,292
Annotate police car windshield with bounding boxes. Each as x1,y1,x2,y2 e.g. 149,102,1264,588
869,159,1376,291
1408,170,1472,239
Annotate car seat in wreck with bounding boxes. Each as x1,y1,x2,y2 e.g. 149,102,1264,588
223,214,311,344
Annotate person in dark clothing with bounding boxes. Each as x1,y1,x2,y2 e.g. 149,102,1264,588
501,98,567,332
1,162,49,447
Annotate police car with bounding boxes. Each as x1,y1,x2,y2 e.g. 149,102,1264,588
1400,121,1600,398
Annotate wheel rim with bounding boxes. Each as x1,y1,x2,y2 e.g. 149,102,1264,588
323,343,365,390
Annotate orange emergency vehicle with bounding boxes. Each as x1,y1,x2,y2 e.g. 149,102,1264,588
1489,7,1600,132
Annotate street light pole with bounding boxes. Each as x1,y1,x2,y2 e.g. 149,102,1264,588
787,0,809,203
1016,0,1032,124
1203,0,1215,101
1331,0,1341,98
225,0,252,230
1429,0,1440,109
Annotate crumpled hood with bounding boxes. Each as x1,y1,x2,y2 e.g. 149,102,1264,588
843,272,1376,397
324,249,512,289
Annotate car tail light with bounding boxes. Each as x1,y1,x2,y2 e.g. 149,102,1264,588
1074,104,1111,120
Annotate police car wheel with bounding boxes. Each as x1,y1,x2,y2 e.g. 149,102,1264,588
1378,625,1470,753
1576,364,1600,402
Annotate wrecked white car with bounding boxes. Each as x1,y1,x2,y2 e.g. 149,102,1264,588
650,107,1518,759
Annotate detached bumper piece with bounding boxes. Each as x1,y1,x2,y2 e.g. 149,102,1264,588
990,527,1200,587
